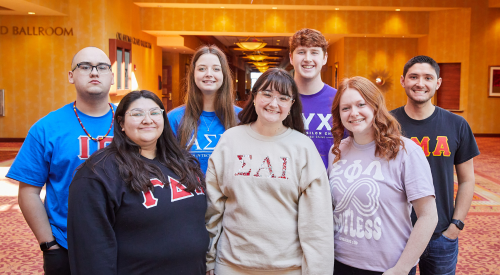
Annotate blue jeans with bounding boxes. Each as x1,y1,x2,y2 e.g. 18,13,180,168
419,234,459,275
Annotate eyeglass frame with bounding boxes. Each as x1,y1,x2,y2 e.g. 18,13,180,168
71,62,112,74
256,90,295,106
124,107,165,121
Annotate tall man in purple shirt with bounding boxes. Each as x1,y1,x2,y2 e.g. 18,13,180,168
289,28,338,167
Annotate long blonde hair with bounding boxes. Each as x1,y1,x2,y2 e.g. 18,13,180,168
177,45,237,149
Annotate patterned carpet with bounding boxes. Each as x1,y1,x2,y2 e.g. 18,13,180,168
0,138,499,274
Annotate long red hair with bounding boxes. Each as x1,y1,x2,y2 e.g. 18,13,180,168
330,76,405,163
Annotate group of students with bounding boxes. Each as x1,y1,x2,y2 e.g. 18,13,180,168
7,28,479,275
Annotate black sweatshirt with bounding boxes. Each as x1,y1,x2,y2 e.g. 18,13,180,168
67,154,209,275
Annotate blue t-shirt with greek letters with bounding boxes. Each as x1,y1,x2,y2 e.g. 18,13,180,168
6,103,115,249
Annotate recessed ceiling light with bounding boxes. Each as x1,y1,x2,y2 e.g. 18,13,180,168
277,40,280,41
335,8,340,10
402,36,405,37
174,48,177,49
28,12,35,14
272,7,277,9
395,9,401,11
221,7,224,8
157,5,162,7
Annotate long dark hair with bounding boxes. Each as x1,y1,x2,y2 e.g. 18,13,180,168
238,68,305,133
330,77,405,163
84,90,205,193
178,45,238,149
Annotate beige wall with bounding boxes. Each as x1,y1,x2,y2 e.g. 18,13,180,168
0,0,163,138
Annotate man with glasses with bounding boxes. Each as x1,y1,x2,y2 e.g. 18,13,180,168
7,47,116,274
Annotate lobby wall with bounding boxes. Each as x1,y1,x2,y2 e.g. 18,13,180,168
342,37,418,111
0,0,162,138
467,2,500,133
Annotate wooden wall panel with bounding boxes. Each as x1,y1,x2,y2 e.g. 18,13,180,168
437,63,461,110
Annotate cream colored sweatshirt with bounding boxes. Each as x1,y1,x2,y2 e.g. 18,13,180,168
205,124,334,275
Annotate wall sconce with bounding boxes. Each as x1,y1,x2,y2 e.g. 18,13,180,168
369,69,392,92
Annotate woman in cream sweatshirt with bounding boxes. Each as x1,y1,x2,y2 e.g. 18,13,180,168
205,68,334,275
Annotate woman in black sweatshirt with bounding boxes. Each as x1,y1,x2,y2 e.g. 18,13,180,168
67,90,208,275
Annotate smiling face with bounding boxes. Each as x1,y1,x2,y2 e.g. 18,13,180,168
120,97,164,150
68,47,114,101
253,86,294,127
290,46,327,81
401,62,442,106
194,53,224,96
339,88,375,144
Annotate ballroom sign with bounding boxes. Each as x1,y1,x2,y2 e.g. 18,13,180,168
0,26,73,36
116,32,152,49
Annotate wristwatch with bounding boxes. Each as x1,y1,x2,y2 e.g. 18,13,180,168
40,240,58,251
451,219,465,230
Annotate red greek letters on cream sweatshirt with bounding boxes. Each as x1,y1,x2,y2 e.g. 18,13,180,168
205,124,334,275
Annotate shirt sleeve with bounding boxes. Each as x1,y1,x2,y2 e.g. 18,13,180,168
298,159,334,274
402,146,436,203
204,158,227,271
167,111,180,137
67,172,118,275
455,119,480,165
6,128,50,187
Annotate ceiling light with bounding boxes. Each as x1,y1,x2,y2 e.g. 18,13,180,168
335,8,340,10
157,5,162,7
236,37,267,51
28,12,35,14
253,62,268,67
277,40,280,41
272,7,277,9
221,7,225,8
395,9,401,11
247,51,268,61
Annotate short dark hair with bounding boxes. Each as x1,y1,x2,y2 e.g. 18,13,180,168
238,68,304,134
403,55,440,78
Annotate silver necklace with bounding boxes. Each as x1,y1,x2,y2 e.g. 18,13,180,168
201,115,216,132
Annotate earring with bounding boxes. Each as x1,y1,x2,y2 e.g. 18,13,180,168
288,111,291,115
253,102,255,106
122,128,125,131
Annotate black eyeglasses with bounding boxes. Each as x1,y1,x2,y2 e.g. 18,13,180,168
72,63,112,74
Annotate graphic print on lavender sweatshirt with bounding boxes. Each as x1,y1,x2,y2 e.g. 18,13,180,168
328,137,435,272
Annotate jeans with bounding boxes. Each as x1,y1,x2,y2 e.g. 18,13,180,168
334,260,417,275
419,234,459,275
43,246,71,275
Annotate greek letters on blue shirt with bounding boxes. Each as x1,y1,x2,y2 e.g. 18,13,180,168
167,105,242,174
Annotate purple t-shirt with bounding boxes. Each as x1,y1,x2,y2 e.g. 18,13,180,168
327,137,435,272
299,83,337,168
